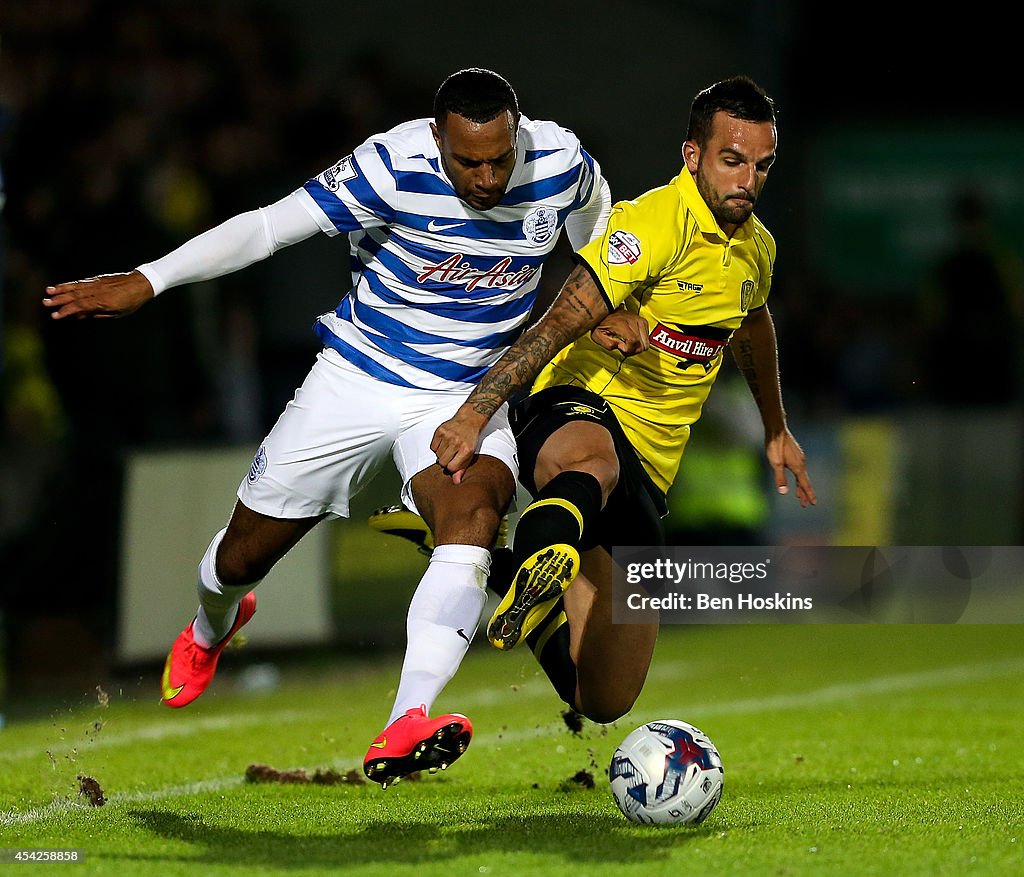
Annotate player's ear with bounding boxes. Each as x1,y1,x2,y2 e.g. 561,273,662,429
682,140,700,174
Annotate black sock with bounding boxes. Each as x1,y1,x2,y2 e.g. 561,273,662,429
508,471,599,706
513,470,603,559
525,602,578,707
487,547,517,598
484,471,600,709
488,548,579,706
487,471,602,601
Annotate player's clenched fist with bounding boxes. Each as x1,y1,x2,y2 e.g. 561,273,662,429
43,270,154,320
590,309,650,356
431,406,489,483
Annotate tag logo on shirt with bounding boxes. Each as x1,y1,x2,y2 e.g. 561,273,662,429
522,206,558,245
607,230,642,265
740,279,755,311
322,155,357,191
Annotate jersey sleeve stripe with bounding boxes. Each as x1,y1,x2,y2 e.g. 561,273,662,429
302,180,365,231
569,148,597,210
570,170,595,212
343,153,397,223
303,151,396,230
293,186,340,235
580,147,596,176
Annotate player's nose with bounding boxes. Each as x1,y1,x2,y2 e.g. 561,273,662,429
477,164,499,188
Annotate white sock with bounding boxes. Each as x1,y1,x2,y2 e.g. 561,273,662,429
386,544,490,725
192,528,259,648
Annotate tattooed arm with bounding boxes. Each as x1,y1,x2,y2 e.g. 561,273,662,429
730,306,817,508
730,305,786,435
431,262,611,478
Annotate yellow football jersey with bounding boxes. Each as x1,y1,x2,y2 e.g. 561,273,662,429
533,168,776,493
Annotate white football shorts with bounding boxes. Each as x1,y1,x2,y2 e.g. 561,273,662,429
237,347,518,519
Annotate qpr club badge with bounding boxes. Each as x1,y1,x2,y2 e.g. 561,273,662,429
523,206,558,245
247,445,268,484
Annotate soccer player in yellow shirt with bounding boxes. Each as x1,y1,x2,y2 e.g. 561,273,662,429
432,75,816,723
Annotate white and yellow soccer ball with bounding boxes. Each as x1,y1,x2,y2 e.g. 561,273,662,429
609,719,724,825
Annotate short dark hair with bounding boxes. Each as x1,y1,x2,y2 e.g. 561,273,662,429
685,76,776,147
433,68,519,126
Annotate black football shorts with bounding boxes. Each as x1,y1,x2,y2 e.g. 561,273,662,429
509,385,667,552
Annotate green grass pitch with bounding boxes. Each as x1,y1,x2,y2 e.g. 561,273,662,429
2,624,1022,876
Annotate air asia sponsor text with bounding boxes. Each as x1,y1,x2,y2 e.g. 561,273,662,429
417,255,538,291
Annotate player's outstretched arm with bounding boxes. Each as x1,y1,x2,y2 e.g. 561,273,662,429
432,262,611,478
43,270,155,320
44,193,322,321
730,305,816,508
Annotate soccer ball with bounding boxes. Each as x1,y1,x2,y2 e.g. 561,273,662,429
609,719,724,825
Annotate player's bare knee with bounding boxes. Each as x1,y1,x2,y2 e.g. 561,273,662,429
536,456,619,503
576,689,639,725
577,702,632,726
432,497,501,546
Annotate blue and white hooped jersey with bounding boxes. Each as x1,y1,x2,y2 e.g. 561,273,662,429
297,116,603,392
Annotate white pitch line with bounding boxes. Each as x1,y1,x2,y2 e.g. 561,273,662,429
0,777,251,827
0,709,318,764
0,682,559,765
4,657,1023,827
662,656,1024,719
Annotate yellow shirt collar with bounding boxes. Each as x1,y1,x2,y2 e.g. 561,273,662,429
673,169,753,242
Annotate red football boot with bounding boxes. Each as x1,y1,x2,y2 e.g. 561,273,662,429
363,705,473,789
161,592,257,708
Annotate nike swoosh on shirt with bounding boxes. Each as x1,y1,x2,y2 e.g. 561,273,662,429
427,219,466,232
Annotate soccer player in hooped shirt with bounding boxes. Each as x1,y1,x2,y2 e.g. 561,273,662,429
42,68,612,788
432,76,816,723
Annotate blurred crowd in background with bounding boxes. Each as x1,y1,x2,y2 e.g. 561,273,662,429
0,1,439,657
1,2,1022,679
1,0,435,449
